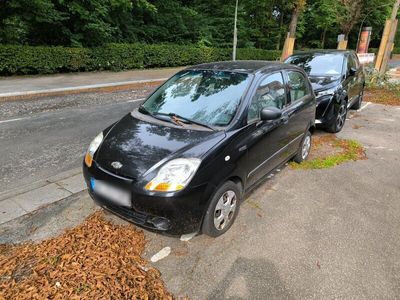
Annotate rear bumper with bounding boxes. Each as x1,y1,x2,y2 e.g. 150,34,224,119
83,161,211,235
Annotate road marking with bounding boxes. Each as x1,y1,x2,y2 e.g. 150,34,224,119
127,98,145,103
357,102,371,112
0,117,27,124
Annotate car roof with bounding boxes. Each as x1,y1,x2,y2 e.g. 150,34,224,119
290,49,355,56
186,60,303,74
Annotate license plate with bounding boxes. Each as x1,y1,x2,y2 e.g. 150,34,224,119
90,178,131,207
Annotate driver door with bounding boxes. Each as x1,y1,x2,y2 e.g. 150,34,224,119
245,72,288,186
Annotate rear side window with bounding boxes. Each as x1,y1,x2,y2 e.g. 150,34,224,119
347,55,356,73
247,72,286,121
287,71,310,103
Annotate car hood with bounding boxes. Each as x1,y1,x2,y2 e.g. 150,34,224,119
95,112,225,180
309,75,341,93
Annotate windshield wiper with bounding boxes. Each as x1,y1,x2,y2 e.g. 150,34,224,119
155,112,216,131
139,106,216,131
171,113,216,131
138,105,176,124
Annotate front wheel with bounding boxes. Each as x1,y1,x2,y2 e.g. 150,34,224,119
325,99,347,133
202,181,242,237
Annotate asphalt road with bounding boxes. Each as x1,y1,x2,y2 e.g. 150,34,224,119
0,89,151,192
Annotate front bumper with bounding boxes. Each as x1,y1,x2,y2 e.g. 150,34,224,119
83,161,210,235
315,94,336,125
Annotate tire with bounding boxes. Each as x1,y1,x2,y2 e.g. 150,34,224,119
202,181,242,237
325,99,347,133
293,131,312,163
351,87,364,110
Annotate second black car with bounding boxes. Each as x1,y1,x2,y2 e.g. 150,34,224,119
285,50,365,133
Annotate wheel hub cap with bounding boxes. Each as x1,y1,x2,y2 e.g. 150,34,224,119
302,135,311,159
336,104,347,129
214,190,237,231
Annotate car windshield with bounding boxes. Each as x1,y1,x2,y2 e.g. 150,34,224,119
286,54,344,76
141,70,251,126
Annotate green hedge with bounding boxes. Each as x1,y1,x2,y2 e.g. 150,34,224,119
0,44,281,75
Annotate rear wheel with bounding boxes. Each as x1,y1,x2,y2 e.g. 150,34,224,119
293,131,312,163
352,87,364,110
325,99,347,133
202,181,242,237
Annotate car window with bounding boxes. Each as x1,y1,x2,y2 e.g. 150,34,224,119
347,55,356,73
247,73,286,122
287,71,310,103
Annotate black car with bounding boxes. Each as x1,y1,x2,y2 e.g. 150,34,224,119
285,50,365,133
83,61,316,237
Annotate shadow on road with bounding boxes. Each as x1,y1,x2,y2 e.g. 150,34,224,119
207,257,293,300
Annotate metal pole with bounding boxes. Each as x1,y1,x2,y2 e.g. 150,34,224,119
232,0,238,61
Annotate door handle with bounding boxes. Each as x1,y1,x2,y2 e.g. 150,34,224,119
281,115,289,124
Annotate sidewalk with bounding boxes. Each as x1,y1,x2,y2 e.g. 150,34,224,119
0,67,184,101
0,168,86,224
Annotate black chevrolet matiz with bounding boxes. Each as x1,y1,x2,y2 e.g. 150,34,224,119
83,61,316,237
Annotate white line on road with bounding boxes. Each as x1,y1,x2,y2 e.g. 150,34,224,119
126,98,145,103
0,117,28,124
357,102,372,112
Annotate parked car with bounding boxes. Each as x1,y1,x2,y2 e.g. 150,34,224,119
83,61,316,237
285,50,365,133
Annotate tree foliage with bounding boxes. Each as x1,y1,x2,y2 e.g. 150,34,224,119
0,0,397,49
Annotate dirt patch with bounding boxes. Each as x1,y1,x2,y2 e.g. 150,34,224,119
364,88,400,106
290,135,366,170
0,211,174,299
352,124,363,130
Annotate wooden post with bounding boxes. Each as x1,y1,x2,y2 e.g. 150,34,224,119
337,40,348,50
380,19,398,73
376,0,400,73
375,20,393,71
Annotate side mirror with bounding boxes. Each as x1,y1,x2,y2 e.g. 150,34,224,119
349,67,357,76
260,107,282,121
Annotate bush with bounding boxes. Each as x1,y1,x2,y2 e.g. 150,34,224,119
0,44,282,75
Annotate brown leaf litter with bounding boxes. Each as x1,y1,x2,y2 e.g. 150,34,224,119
0,211,174,299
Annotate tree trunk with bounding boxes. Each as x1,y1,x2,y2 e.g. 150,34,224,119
288,5,301,38
321,26,327,49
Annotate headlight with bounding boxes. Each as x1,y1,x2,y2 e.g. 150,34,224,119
317,87,336,97
145,158,201,192
84,132,103,167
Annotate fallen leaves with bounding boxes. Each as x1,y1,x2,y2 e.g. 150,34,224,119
0,211,174,299
364,88,400,106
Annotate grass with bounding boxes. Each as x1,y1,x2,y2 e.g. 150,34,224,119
290,136,366,170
